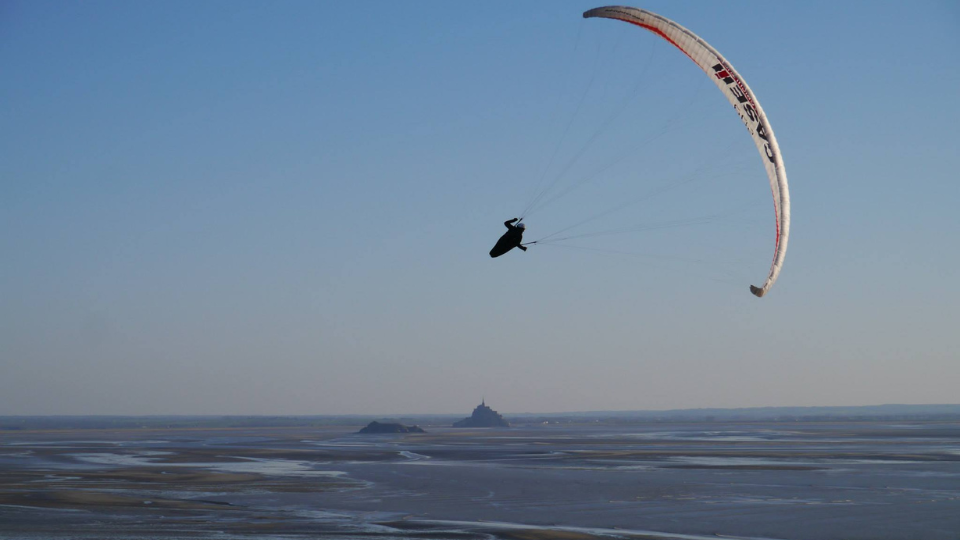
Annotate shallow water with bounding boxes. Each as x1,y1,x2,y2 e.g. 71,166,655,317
1,421,958,539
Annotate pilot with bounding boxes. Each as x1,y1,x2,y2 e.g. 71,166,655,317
489,218,527,258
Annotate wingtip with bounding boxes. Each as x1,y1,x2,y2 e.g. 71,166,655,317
582,7,602,18
750,285,765,298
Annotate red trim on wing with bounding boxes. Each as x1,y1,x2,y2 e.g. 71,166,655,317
612,18,697,64
772,188,780,267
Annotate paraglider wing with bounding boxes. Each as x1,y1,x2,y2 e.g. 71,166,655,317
583,6,790,298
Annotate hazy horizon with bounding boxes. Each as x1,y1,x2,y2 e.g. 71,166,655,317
5,402,960,420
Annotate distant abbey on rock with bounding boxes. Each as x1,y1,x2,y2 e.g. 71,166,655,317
453,400,510,428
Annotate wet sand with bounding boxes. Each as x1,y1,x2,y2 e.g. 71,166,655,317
1,422,958,539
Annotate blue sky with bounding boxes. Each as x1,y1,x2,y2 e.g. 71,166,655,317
2,1,958,415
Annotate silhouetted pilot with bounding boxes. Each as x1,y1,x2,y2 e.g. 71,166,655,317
489,218,526,258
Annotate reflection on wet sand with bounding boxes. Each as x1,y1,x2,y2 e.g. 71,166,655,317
2,422,959,539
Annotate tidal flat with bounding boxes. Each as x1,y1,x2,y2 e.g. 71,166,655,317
1,421,958,539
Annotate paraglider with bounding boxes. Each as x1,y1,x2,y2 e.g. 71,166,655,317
491,7,790,298
489,218,527,258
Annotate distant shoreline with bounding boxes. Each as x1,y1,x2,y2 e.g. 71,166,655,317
3,404,960,431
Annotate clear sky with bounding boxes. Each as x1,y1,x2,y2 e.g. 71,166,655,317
2,1,958,415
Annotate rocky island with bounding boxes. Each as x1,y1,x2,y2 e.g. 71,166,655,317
358,421,426,434
453,400,510,428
